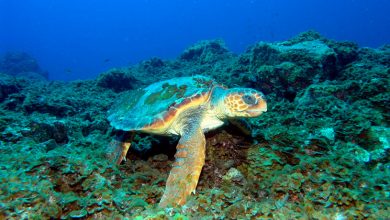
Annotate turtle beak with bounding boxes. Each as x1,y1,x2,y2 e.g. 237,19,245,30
247,98,267,117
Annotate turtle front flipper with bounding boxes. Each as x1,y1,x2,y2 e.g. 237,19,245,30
159,123,206,207
228,118,253,137
106,132,134,165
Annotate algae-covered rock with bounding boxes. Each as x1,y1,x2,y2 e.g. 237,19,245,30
180,39,232,64
138,57,167,76
0,73,20,102
366,126,389,161
0,52,48,79
222,167,244,182
233,37,337,100
27,120,69,144
97,68,138,92
132,134,160,153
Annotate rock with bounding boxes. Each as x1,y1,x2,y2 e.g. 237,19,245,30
68,209,88,218
348,143,371,163
366,126,389,161
27,120,69,144
81,119,109,136
330,41,359,65
0,73,20,102
152,154,168,162
234,37,337,101
97,68,138,92
180,39,232,64
1,126,24,143
0,52,48,79
129,198,148,209
132,134,159,153
223,167,244,182
138,57,166,74
42,139,59,152
22,82,75,117
318,127,335,143
15,71,48,81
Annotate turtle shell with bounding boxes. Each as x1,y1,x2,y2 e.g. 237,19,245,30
108,75,218,132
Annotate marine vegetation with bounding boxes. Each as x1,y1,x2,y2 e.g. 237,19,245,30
0,31,389,219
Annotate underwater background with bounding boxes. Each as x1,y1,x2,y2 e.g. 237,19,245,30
0,0,389,219
1,0,390,81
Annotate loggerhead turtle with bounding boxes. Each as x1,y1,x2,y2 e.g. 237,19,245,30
107,75,267,207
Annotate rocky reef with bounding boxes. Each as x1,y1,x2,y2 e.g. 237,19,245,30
0,52,48,80
0,31,389,219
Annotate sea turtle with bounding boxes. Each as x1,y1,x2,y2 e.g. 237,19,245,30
107,75,267,207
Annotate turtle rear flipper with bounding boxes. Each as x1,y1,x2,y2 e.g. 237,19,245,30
159,118,206,207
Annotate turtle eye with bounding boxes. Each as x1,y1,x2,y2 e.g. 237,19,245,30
242,95,257,105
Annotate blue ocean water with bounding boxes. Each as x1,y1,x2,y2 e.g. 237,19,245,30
0,0,389,81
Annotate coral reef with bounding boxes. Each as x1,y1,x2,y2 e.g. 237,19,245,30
0,52,48,80
97,68,140,92
0,31,389,219
179,39,232,64
0,73,21,102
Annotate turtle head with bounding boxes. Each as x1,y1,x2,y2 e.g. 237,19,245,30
221,88,267,118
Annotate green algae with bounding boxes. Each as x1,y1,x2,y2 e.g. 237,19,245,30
144,83,186,105
68,209,88,218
